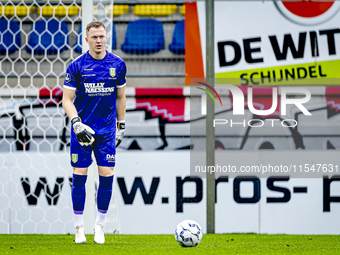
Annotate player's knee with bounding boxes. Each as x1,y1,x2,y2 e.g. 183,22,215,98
73,167,88,175
98,166,114,177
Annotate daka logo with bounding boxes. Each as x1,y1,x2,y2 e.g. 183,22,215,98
275,0,340,26
106,154,115,162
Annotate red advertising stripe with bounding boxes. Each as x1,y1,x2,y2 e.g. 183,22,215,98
234,86,280,118
39,87,63,103
135,88,185,122
326,86,340,114
135,88,183,96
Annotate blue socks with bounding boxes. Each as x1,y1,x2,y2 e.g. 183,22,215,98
71,174,87,214
72,174,113,226
97,175,114,213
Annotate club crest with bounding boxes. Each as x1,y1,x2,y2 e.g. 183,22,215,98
72,154,78,163
110,68,116,77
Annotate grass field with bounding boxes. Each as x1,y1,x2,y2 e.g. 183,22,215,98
0,234,339,254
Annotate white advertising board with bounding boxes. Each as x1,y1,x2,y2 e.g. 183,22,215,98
1,151,340,234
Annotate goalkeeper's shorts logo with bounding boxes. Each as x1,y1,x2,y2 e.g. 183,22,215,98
110,68,116,77
106,154,115,162
72,154,78,163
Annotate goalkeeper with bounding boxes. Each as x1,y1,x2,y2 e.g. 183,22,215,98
62,21,126,244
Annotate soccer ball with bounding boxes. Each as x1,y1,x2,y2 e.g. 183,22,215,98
175,220,203,247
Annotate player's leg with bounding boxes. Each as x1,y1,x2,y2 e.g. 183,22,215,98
70,132,93,243
94,166,114,244
72,167,88,244
92,132,116,244
96,166,114,223
72,168,88,226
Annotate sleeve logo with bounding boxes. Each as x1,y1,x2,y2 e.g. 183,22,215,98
65,73,71,83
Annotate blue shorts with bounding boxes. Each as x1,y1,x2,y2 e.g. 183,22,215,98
70,132,116,168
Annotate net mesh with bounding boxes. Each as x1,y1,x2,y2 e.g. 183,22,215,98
0,0,123,234
0,1,79,234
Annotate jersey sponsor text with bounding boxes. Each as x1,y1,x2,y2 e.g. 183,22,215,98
84,83,115,94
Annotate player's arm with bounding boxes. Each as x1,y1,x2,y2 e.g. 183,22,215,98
115,86,126,147
116,86,126,121
62,87,95,146
62,87,78,120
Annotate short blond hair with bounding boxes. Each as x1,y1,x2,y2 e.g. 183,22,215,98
86,21,106,35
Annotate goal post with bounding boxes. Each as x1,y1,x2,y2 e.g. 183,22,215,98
81,0,95,236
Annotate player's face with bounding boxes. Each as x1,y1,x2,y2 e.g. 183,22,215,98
86,27,107,55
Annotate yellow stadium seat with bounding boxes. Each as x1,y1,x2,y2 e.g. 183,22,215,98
39,6,56,17
180,5,185,15
1,5,15,16
133,5,177,17
0,5,35,17
38,5,79,17
133,5,150,17
105,5,129,17
17,5,35,16
67,6,80,16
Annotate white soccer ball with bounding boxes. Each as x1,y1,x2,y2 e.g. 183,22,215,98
175,220,203,247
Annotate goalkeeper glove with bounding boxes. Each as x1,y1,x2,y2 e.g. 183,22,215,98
116,121,125,148
71,116,95,146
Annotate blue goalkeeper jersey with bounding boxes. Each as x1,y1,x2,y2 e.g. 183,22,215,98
63,51,126,134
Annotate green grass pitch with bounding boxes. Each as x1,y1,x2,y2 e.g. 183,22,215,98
0,234,339,254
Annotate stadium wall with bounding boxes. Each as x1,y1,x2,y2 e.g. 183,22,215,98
1,151,340,234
